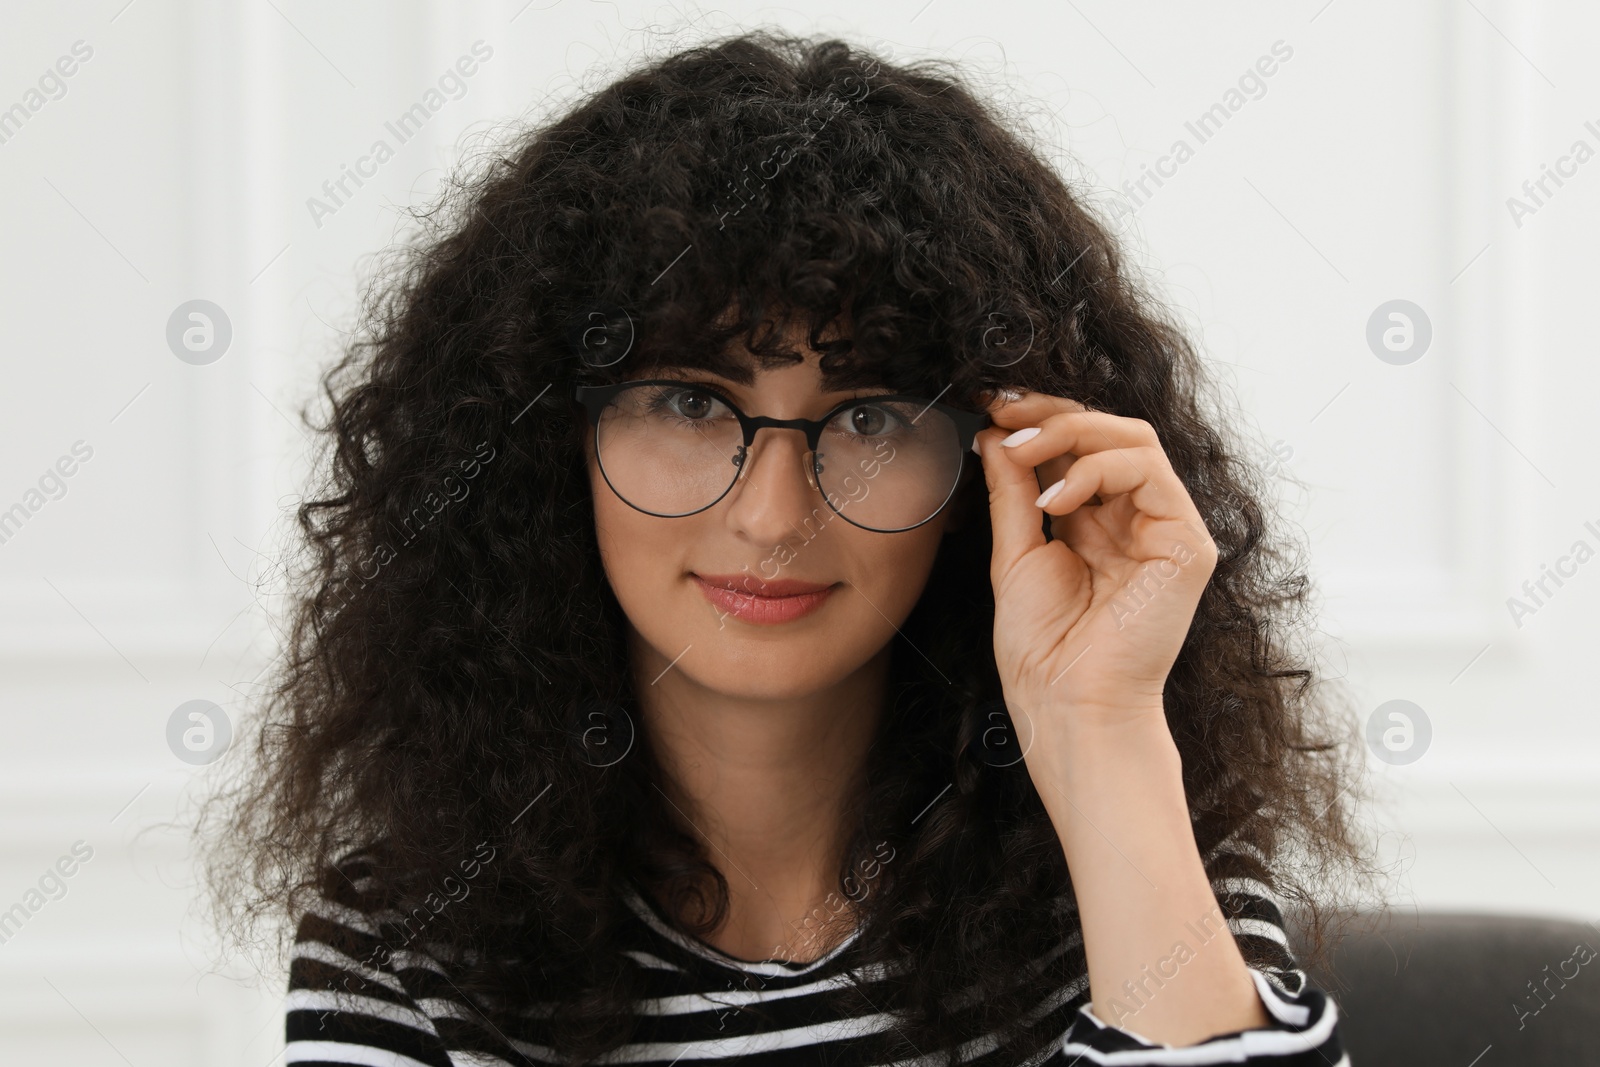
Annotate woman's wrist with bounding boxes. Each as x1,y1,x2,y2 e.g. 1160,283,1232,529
1023,698,1177,785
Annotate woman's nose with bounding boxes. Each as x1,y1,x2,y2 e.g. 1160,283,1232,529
724,428,825,529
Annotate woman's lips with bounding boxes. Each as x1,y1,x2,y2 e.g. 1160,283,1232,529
691,573,839,625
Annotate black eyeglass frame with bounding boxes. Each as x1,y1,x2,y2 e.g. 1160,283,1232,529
571,378,993,533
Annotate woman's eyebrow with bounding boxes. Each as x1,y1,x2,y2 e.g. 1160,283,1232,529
659,369,889,399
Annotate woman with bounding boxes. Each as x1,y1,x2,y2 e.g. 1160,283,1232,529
203,28,1375,1066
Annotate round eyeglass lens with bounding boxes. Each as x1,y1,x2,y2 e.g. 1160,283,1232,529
593,384,744,517
814,400,964,532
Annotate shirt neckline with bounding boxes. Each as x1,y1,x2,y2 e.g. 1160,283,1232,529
621,878,864,978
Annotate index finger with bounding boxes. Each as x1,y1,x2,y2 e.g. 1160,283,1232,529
984,388,1089,425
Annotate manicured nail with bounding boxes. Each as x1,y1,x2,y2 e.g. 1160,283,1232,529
1035,479,1065,508
1001,426,1041,448
971,435,982,455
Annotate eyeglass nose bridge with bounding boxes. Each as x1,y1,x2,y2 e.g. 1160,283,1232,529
729,415,827,496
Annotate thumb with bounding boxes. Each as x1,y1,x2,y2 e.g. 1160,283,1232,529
973,426,1048,577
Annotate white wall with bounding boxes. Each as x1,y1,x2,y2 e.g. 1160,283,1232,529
1,1,1594,1062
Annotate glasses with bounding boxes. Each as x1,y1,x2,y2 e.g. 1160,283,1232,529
572,379,991,533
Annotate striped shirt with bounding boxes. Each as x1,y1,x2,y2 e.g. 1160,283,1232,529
285,854,1345,1066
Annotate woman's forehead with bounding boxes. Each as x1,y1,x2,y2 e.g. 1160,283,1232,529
645,363,895,404
632,337,891,392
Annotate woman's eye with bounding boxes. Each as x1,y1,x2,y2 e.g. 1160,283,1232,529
837,404,898,436
670,390,708,418
666,388,725,419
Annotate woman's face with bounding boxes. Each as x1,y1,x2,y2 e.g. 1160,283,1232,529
583,336,962,702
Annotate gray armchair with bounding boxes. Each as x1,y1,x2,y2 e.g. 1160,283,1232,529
1286,909,1600,1065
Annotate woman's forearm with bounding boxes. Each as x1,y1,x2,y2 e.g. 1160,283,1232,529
1027,704,1272,1047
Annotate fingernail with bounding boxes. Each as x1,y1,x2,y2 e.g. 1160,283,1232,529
1001,426,1041,448
1035,479,1065,508
971,435,982,455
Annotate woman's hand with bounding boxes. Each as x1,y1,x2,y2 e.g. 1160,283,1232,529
971,389,1218,738
970,390,1278,1050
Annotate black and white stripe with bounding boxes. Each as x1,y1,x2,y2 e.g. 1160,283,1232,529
285,855,1345,1066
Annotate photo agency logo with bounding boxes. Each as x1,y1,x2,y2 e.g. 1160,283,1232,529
0,841,94,948
0,440,93,548
1366,299,1432,366
568,303,635,369
314,841,497,1031
972,697,1036,769
1104,541,1204,630
1107,39,1294,221
166,299,233,365
977,306,1036,369
167,699,232,765
328,440,498,609
1098,901,1233,1027
1505,117,1600,229
1365,698,1431,765
783,839,896,954
1262,438,1294,480
1504,516,1600,628
306,40,494,229
572,697,635,768
1083,517,1215,634
706,437,900,631
0,39,94,148
1514,938,1597,1030
711,52,881,230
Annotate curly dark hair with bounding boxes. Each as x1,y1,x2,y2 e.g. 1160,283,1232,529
200,27,1380,1066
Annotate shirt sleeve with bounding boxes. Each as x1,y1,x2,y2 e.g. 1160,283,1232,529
283,852,457,1067
1055,854,1347,1065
